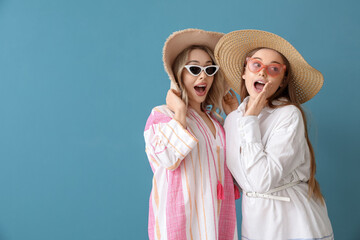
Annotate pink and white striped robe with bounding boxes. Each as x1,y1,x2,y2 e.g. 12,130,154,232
144,105,238,240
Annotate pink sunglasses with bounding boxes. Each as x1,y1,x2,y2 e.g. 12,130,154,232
246,57,286,77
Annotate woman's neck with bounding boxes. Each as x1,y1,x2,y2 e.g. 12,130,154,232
246,97,255,112
189,102,204,116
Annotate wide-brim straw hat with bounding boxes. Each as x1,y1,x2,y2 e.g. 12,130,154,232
214,29,323,103
163,28,224,90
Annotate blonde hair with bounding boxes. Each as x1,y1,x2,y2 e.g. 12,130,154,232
172,45,224,114
241,47,324,204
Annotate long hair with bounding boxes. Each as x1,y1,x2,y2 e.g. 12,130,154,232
241,47,324,204
172,45,224,114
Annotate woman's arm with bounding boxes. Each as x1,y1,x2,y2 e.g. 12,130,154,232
227,106,308,193
144,106,198,171
166,89,187,128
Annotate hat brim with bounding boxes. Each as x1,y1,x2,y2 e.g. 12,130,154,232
163,29,224,89
214,30,323,103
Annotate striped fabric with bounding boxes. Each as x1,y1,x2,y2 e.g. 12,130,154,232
144,105,238,240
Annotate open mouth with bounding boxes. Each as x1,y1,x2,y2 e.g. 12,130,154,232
254,80,265,92
194,84,207,96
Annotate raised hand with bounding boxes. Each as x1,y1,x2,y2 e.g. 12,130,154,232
222,89,239,115
166,89,187,128
245,82,272,116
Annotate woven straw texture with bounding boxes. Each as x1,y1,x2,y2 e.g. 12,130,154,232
214,30,323,103
163,29,224,89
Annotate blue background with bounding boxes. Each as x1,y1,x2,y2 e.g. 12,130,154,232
0,0,359,239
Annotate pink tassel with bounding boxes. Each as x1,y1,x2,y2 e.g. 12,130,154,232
234,184,240,200
217,181,224,200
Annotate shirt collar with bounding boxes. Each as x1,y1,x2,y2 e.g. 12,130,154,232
237,96,287,114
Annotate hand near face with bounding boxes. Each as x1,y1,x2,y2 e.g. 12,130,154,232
242,48,286,116
166,89,187,128
222,89,239,115
244,82,272,116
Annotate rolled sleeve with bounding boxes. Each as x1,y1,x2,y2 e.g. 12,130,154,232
144,107,198,171
160,118,199,159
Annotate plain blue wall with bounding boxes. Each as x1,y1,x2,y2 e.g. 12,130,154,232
0,0,359,239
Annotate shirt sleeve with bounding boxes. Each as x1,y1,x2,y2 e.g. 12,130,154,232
230,107,308,193
144,107,198,171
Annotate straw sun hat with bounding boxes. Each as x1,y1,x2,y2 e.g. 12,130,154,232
163,28,224,90
214,30,324,103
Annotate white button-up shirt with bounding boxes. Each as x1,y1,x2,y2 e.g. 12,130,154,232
224,97,333,240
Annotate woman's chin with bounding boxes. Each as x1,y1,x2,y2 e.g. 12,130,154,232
188,95,207,107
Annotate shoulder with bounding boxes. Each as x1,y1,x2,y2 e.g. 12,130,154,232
224,109,241,131
272,105,304,131
148,105,175,117
151,105,173,116
144,105,174,131
271,98,302,117
274,104,301,117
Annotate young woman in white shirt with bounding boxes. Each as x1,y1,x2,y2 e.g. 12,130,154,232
215,30,333,240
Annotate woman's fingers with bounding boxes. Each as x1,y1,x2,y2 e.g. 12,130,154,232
228,89,237,99
229,89,236,96
224,91,231,99
171,89,181,97
167,89,186,114
255,82,271,103
223,89,239,115
244,83,272,116
224,89,236,98
262,81,272,98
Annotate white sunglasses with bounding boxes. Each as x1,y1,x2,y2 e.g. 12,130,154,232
184,65,219,76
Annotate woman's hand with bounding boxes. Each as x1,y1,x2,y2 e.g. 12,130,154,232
222,89,239,115
166,89,187,128
245,82,272,116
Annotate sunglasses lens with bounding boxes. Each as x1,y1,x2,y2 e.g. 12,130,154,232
205,66,217,76
248,60,262,72
247,58,284,76
189,66,201,75
268,65,282,76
